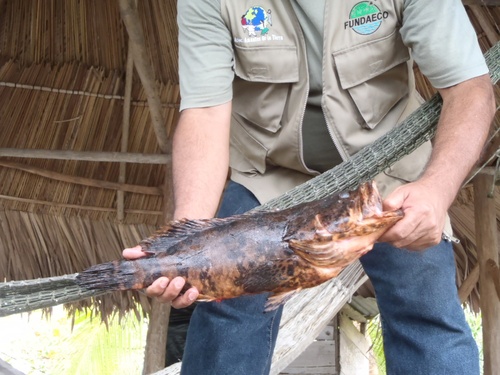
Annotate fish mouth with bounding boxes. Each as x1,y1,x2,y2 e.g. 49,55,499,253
359,180,384,217
287,182,403,268
341,181,403,235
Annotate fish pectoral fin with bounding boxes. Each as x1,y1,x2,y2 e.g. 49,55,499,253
264,290,299,312
288,238,342,267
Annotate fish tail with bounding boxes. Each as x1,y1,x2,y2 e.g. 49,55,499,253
76,259,148,291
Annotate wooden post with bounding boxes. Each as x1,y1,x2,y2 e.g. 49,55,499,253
473,172,500,375
117,43,134,222
143,300,171,375
458,263,480,304
117,0,170,154
142,164,175,374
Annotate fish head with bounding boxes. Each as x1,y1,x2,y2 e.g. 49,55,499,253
288,181,403,269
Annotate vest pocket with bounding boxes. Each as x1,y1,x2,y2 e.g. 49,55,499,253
233,45,299,133
234,45,299,83
229,116,269,175
333,30,410,129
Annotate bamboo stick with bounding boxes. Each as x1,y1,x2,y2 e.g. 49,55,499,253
0,160,161,195
0,194,162,215
0,81,179,107
0,148,170,163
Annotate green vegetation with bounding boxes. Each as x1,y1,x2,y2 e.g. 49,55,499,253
0,306,147,375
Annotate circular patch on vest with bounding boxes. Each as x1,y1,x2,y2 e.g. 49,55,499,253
347,2,389,35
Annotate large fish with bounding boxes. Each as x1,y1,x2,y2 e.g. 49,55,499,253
76,181,402,311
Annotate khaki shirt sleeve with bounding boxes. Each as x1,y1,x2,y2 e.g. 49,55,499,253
177,0,235,110
400,0,489,89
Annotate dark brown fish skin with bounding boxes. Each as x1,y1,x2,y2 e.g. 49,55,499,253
76,181,403,305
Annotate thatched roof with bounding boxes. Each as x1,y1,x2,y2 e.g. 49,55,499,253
0,0,499,320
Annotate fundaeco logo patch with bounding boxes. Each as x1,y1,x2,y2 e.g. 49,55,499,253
345,1,389,35
241,6,272,37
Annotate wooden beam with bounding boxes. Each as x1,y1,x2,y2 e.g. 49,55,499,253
0,81,179,107
0,160,161,195
117,0,170,154
0,148,170,164
458,263,480,303
143,301,171,374
118,43,135,221
143,146,175,374
473,173,500,375
468,5,500,45
0,194,162,215
486,259,500,300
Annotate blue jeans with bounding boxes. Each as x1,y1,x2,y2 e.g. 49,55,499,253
180,181,479,375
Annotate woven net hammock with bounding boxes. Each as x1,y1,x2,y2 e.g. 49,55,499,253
1,42,499,375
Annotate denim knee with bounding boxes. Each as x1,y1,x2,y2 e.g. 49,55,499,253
360,241,479,375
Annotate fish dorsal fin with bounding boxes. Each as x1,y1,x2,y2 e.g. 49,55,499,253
140,217,236,254
264,290,300,312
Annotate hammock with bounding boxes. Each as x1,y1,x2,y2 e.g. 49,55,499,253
1,42,498,375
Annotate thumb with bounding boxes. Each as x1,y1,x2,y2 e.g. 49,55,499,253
122,245,147,260
382,188,406,212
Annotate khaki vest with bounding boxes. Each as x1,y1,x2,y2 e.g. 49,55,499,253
221,1,436,214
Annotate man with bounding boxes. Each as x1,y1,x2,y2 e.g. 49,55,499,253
124,1,496,374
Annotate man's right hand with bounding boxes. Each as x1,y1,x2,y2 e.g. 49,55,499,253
123,246,200,308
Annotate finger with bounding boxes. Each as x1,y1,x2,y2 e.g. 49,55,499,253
146,277,199,307
382,188,407,212
145,276,178,301
379,210,423,246
122,245,146,260
389,217,441,251
171,287,199,309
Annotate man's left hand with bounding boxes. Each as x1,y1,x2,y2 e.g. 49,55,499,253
378,180,451,251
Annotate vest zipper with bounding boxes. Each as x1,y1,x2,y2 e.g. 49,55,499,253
292,8,318,176
320,1,349,163
322,110,349,162
442,233,460,244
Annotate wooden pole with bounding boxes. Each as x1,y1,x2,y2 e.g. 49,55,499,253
118,43,135,221
468,6,500,46
143,166,174,374
473,172,500,375
143,300,171,374
117,0,170,154
458,263,480,304
0,148,170,163
0,160,161,195
117,0,172,370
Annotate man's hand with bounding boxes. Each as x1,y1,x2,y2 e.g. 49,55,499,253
380,74,495,251
378,180,450,251
122,246,199,308
123,103,231,308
